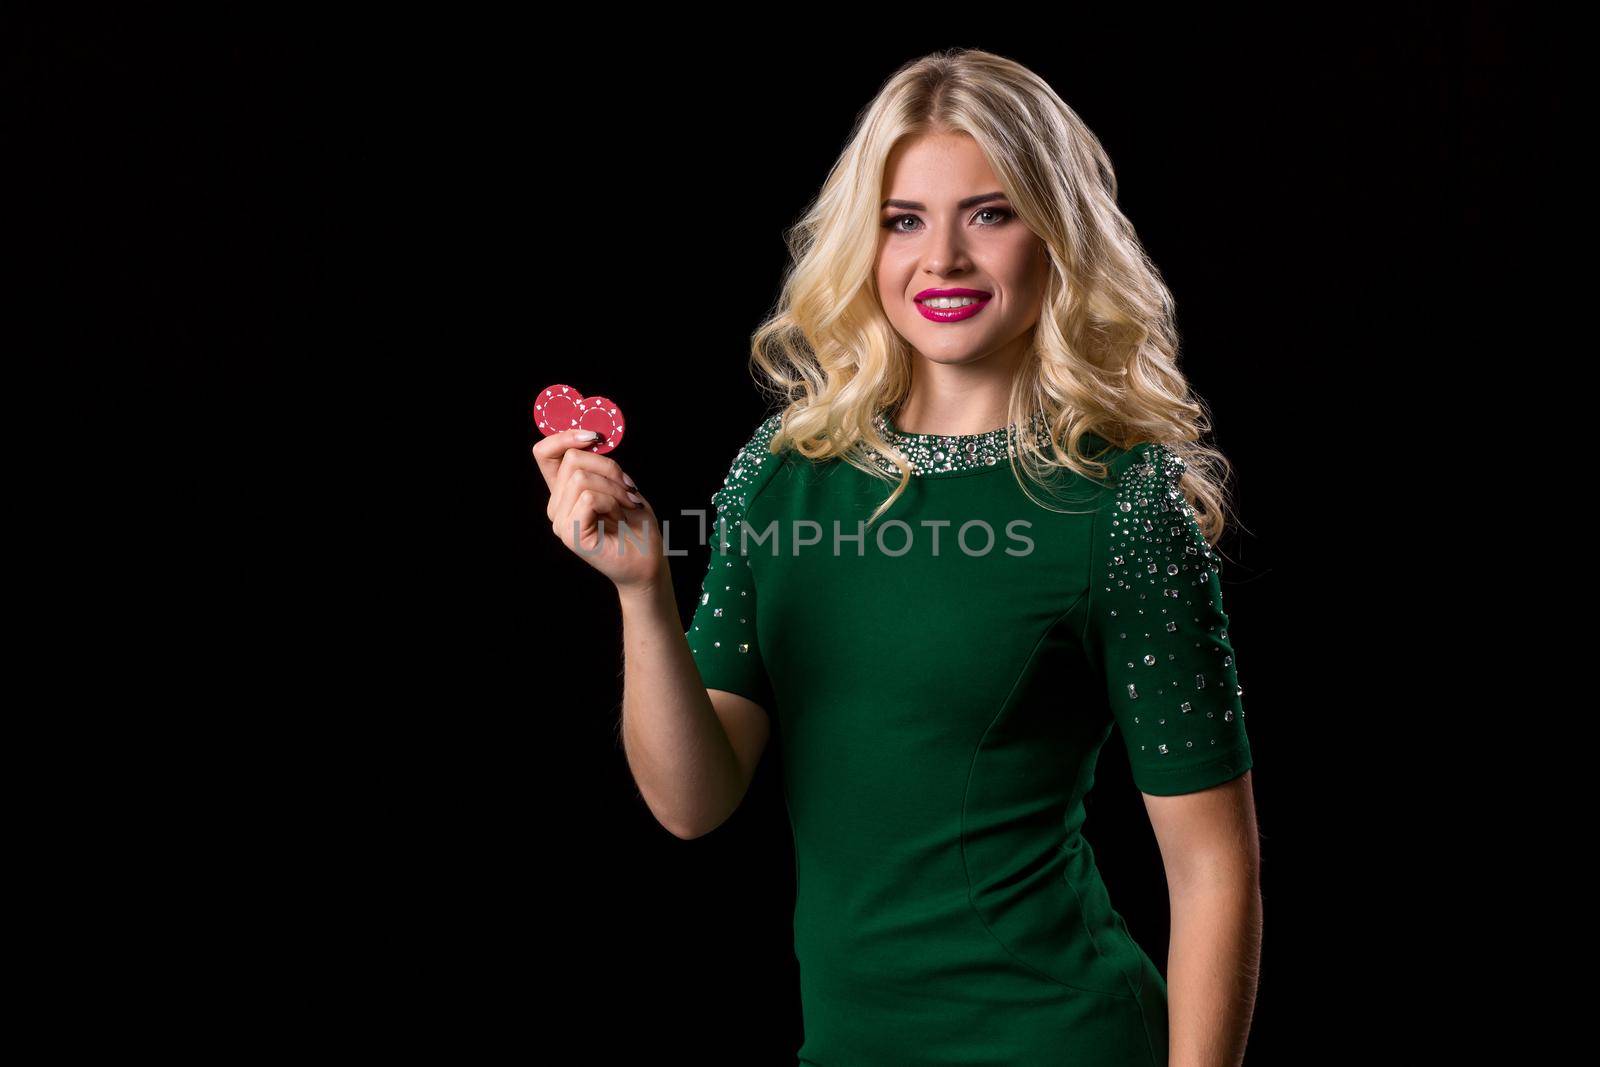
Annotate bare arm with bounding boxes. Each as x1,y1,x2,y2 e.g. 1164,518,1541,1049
1143,771,1262,1067
617,568,771,839
533,426,769,840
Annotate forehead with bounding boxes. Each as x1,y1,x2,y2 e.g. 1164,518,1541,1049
882,132,1001,199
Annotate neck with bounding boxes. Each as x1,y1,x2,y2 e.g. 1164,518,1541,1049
893,333,1031,436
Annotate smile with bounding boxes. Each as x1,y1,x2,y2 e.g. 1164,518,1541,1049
915,294,992,322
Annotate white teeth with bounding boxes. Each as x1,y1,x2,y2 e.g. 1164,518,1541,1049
922,296,983,309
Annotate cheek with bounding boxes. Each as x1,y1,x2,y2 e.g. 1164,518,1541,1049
997,240,1048,302
876,250,913,302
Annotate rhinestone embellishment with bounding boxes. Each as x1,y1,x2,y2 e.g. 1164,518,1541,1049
687,412,787,680
864,409,1053,476
1098,441,1248,767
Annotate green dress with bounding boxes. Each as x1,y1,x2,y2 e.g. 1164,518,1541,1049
685,410,1253,1066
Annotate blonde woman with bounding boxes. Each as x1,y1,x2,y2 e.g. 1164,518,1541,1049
537,48,1260,1066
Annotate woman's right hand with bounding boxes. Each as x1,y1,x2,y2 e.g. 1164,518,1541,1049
534,429,666,593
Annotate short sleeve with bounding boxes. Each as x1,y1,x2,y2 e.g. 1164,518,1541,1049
1080,442,1253,796
684,413,786,713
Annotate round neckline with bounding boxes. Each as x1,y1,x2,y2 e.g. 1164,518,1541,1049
868,408,1051,479
884,410,1011,441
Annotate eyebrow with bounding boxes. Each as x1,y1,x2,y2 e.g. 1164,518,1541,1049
880,191,1010,211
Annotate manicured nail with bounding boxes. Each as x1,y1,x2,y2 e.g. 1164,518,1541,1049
575,429,599,441
622,473,636,488
626,492,643,506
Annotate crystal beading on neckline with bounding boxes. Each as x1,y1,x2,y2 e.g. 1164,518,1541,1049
866,409,1053,476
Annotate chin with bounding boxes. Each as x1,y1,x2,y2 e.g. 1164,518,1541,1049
913,336,995,363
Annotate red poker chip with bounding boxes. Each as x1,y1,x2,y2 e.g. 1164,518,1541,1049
533,384,627,454
574,394,625,455
534,383,583,436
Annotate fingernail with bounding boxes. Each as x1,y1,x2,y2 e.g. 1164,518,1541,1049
626,492,643,506
622,473,636,488
575,429,599,441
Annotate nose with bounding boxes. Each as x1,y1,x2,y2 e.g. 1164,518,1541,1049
922,223,973,277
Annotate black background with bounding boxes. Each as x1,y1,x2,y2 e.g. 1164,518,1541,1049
13,7,1560,1060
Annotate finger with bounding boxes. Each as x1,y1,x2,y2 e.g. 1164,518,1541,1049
614,500,657,554
550,467,645,526
554,446,635,503
543,445,636,521
551,467,637,526
532,428,606,491
604,496,657,558
563,487,627,554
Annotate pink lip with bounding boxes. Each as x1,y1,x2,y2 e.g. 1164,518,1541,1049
914,287,992,323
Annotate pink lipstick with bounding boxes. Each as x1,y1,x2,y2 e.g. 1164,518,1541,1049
914,286,992,322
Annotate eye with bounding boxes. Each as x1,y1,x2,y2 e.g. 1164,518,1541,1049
881,207,1014,234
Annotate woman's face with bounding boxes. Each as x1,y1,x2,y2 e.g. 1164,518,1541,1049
875,131,1050,368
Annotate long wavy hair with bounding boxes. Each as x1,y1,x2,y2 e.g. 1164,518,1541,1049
747,47,1239,545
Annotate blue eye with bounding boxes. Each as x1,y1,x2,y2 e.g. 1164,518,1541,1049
882,207,1013,233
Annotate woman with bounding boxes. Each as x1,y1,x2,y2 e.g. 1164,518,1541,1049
536,48,1260,1067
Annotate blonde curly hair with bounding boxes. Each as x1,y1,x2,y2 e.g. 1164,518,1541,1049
746,47,1238,545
